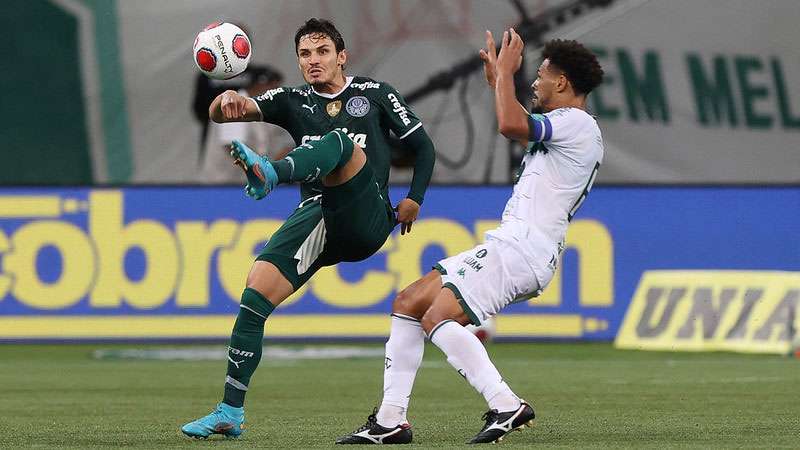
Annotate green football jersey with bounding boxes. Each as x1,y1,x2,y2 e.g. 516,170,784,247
252,76,422,201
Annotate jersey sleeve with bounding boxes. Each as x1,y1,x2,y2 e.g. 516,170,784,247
527,108,584,145
251,87,292,129
378,84,423,140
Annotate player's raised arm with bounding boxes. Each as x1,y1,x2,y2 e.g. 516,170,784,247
209,89,262,123
493,29,530,143
479,30,498,88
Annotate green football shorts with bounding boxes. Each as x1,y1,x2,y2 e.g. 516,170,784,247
256,164,396,290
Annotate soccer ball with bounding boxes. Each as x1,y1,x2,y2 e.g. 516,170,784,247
193,22,251,80
466,317,496,344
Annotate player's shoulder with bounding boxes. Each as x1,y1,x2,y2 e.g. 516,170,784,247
545,107,590,121
349,76,391,96
546,107,599,130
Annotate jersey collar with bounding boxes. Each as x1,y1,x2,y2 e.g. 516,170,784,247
310,76,354,99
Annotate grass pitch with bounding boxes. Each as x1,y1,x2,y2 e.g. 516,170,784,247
0,343,798,449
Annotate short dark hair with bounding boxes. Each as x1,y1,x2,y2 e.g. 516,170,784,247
542,39,604,96
294,18,345,54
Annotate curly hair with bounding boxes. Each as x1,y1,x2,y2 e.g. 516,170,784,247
294,18,345,54
542,39,604,95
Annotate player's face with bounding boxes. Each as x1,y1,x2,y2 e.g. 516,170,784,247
531,59,562,112
297,34,346,86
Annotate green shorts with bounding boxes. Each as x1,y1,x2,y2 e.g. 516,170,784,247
256,164,396,290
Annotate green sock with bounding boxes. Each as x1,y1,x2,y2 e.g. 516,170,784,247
271,130,354,184
222,287,275,408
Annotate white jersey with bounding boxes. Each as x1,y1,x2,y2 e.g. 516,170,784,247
486,107,603,289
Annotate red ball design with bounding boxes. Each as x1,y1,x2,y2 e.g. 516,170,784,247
232,34,250,59
195,48,216,72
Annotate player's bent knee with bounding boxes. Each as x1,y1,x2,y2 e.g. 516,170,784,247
245,261,294,306
420,312,446,335
391,289,424,319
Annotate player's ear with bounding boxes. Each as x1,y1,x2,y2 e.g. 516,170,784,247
557,73,569,93
337,49,347,69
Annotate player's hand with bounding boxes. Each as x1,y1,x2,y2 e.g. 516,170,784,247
220,90,249,119
495,28,524,76
395,198,420,235
479,30,498,88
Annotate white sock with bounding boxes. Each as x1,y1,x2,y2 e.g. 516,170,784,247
429,320,521,412
376,314,425,427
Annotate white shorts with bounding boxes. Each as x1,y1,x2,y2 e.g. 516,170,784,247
435,237,541,326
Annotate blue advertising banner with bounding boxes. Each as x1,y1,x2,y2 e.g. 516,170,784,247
0,186,797,341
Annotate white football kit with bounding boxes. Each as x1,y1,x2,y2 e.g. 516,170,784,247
437,107,604,325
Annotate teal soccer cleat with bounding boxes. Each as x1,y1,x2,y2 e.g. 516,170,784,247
230,140,278,200
181,402,245,439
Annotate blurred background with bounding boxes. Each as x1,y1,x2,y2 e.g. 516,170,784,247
1,0,798,352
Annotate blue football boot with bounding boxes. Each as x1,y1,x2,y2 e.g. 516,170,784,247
230,140,278,200
181,402,245,439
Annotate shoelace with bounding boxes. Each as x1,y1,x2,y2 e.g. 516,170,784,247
480,409,500,431
352,408,379,434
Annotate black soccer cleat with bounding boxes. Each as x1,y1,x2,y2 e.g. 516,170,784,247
468,400,535,444
335,408,413,445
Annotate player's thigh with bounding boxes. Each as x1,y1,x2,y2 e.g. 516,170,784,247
436,239,539,326
392,270,444,319
256,197,326,294
419,287,471,334
322,165,395,262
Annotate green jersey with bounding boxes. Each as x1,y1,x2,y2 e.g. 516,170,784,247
252,76,425,201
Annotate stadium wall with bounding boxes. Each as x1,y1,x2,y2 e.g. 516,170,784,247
0,186,797,351
3,0,798,185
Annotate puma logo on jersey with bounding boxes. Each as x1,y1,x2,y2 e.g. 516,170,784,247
302,103,318,114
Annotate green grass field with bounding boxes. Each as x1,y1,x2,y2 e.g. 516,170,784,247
0,343,798,449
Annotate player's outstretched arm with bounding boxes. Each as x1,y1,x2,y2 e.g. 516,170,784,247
494,29,529,143
397,126,435,235
209,90,261,123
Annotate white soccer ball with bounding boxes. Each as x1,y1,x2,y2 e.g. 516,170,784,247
466,317,496,344
193,22,251,80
